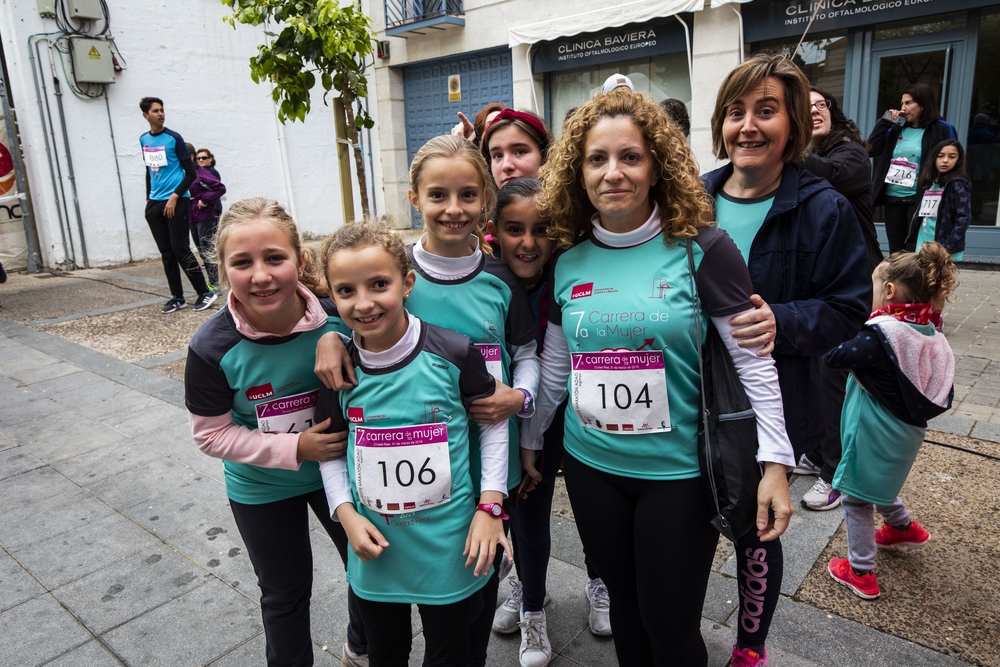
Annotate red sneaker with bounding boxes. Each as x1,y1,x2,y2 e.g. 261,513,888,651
828,558,880,599
731,644,768,667
875,521,930,548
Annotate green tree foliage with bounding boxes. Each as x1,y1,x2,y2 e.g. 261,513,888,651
223,0,376,217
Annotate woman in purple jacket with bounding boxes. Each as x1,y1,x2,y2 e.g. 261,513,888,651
186,143,226,288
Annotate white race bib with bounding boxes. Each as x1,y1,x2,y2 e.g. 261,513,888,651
143,146,168,169
918,189,943,218
354,424,452,514
884,158,917,188
475,343,503,383
255,389,318,434
570,351,670,435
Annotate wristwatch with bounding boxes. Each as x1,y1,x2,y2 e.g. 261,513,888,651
517,389,533,416
477,502,509,520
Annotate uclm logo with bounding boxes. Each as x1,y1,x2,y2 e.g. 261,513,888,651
246,383,274,401
571,282,594,299
347,407,365,423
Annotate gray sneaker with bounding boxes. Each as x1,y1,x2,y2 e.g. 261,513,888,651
585,577,612,636
792,454,821,476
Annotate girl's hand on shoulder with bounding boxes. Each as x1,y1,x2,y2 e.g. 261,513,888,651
316,332,357,390
729,294,776,357
470,381,524,424
464,496,511,577
337,504,389,561
296,419,348,462
756,462,793,542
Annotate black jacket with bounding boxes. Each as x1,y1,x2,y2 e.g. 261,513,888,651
867,116,956,206
702,163,872,454
905,176,972,254
802,138,882,269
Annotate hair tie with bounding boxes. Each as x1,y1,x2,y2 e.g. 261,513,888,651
485,108,547,141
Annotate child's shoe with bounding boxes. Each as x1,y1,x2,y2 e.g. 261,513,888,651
731,644,768,666
518,610,553,667
875,521,930,548
828,558,880,599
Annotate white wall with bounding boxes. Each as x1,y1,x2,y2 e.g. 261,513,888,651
1,0,379,269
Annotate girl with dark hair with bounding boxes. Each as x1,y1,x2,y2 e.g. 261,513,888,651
480,109,552,189
908,140,972,260
868,82,956,252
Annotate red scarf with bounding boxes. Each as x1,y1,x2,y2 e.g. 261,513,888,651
870,302,941,328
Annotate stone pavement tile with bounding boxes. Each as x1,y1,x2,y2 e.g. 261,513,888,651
703,571,739,624
0,489,114,551
7,361,83,386
52,546,213,635
0,552,46,612
305,527,351,601
548,514,586,571
44,639,125,666
927,414,975,437
49,441,165,488
0,594,94,666
31,371,158,421
100,578,262,667
98,399,187,440
139,421,228,483
0,446,45,480
204,632,265,666
307,579,354,659
166,512,258,596
765,596,973,667
7,411,128,465
0,387,61,428
12,512,161,590
951,403,995,421
121,472,228,540
553,626,618,667
0,345,63,376
970,420,1000,443
0,465,82,510
958,390,1000,407
87,454,208,508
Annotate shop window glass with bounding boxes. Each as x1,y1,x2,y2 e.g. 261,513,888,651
756,30,848,104
548,52,691,136
874,12,966,41
969,8,1000,226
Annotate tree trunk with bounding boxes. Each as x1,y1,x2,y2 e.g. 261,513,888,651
339,83,371,220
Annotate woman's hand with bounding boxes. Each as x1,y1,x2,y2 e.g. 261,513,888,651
517,448,543,500
450,112,475,141
296,419,348,462
756,462,793,542
315,332,357,390
464,492,511,576
469,381,524,424
729,294,777,356
337,504,389,561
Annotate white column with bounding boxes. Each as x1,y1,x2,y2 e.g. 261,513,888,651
691,4,743,174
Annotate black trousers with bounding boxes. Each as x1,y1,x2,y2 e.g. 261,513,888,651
563,452,718,666
145,198,208,298
883,196,918,253
734,530,783,650
230,489,366,667
190,215,219,286
804,364,850,483
354,588,484,667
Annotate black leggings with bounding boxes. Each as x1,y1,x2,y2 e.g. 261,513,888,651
145,198,208,298
563,452,718,666
230,489,366,667
355,588,484,667
734,530,783,651
883,197,918,253
190,216,219,286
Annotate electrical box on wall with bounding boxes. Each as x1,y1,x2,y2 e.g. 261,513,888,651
36,0,56,18
69,38,115,84
66,0,104,20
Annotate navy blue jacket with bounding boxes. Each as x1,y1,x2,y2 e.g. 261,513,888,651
905,176,972,254
867,117,956,207
703,163,872,453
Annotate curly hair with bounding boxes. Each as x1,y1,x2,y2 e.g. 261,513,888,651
879,242,959,306
537,89,713,249
809,86,868,155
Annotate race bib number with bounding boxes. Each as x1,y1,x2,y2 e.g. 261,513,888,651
884,158,917,188
475,343,503,383
143,146,167,169
918,189,943,218
354,424,452,514
255,389,318,434
570,351,670,435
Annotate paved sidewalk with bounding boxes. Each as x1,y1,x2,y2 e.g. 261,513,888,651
2,266,997,666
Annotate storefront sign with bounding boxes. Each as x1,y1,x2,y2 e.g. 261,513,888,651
532,16,690,73
744,0,997,42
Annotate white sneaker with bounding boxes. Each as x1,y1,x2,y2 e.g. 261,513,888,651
585,577,612,636
518,610,553,667
801,478,843,511
341,639,369,667
493,578,523,633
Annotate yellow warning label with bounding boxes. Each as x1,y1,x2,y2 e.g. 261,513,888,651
88,46,101,60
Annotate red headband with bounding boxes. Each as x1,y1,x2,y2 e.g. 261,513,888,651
485,108,547,141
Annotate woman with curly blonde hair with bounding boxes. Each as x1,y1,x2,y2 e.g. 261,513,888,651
523,88,794,666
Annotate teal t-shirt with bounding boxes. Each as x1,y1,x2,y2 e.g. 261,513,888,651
885,126,925,198
915,183,963,261
714,191,775,261
549,228,752,480
336,322,496,604
405,249,536,492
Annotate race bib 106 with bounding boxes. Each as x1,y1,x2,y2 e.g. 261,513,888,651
354,424,452,514
255,389,318,434
918,189,943,218
571,351,671,435
885,158,917,188
475,343,503,383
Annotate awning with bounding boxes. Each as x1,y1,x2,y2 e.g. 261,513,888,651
711,0,751,8
508,0,704,47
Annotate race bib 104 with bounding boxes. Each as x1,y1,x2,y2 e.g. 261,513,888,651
885,158,917,188
475,343,503,383
918,189,943,218
354,424,453,514
255,389,318,434
571,351,670,435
